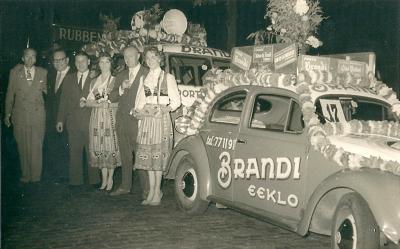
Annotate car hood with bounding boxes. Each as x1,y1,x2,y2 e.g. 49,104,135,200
327,134,400,163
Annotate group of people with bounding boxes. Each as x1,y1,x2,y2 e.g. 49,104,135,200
4,45,181,205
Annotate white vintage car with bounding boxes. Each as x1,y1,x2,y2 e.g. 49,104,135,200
166,46,400,249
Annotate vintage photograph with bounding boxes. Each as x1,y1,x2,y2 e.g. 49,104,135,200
1,0,399,248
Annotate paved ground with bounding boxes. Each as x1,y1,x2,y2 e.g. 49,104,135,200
1,127,397,249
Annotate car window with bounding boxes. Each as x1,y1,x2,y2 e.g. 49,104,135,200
287,100,304,132
213,58,230,70
168,55,212,86
250,95,291,131
315,95,398,124
210,91,247,125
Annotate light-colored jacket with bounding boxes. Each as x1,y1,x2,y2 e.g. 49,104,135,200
5,64,47,128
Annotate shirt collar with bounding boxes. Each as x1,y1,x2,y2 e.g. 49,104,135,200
24,66,35,72
128,64,140,75
149,67,162,75
59,66,70,75
77,70,89,78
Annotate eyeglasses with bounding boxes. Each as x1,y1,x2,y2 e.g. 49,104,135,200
53,57,66,63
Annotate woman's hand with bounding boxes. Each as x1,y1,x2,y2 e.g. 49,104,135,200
79,97,87,108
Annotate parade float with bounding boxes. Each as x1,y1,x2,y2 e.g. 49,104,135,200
166,1,400,248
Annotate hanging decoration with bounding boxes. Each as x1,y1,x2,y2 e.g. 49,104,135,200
82,4,208,61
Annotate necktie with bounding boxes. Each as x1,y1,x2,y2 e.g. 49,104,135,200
26,69,32,81
78,74,83,90
55,72,61,93
129,71,134,81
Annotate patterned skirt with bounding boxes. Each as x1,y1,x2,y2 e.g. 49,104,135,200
134,104,173,172
89,105,122,169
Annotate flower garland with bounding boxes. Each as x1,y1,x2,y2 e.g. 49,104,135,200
176,66,400,176
82,5,207,58
175,68,296,135
297,71,400,176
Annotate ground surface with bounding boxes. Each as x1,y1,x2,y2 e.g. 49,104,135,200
2,127,396,249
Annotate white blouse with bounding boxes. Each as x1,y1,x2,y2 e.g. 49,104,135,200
135,67,181,111
87,75,114,101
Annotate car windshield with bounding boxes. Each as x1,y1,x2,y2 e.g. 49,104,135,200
315,95,399,124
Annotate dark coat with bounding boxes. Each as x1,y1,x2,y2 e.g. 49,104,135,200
46,67,72,131
57,72,91,132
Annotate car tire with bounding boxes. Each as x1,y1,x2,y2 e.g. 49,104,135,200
174,155,209,215
331,193,380,249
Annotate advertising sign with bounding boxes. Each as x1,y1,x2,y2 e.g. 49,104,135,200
298,54,369,80
230,43,298,73
52,24,102,50
231,48,252,71
273,43,297,71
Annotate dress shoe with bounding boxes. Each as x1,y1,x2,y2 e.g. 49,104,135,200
109,188,130,196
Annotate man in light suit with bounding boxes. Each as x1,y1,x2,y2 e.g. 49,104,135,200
56,51,99,186
44,48,70,183
4,48,47,183
109,46,149,196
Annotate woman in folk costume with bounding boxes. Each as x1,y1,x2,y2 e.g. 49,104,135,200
80,53,121,191
133,46,181,205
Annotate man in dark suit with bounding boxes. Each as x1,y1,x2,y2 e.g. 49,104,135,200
56,51,99,186
109,46,149,196
44,48,70,183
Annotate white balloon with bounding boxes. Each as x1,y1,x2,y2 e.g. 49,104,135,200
161,9,188,36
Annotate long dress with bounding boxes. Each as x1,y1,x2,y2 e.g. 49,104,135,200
134,68,181,172
88,75,121,169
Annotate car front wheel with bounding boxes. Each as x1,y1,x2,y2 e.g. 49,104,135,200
331,193,380,249
175,155,209,215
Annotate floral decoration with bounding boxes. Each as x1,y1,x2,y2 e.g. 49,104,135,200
82,4,208,65
248,0,325,50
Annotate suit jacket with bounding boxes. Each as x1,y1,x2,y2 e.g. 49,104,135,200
46,67,72,131
5,64,47,128
109,65,149,117
57,72,91,132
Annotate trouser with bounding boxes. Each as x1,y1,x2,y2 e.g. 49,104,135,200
67,129,99,185
14,124,45,182
43,130,68,181
116,113,149,193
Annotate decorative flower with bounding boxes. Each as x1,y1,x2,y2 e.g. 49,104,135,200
293,0,309,16
301,15,309,21
306,35,322,48
248,0,325,51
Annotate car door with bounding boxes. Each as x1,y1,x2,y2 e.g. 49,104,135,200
232,89,308,222
199,89,248,202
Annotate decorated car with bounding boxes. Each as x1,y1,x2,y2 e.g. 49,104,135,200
166,44,400,249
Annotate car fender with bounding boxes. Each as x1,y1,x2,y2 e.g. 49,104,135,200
165,135,212,200
298,169,400,244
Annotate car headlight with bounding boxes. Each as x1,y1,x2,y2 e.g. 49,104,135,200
175,116,190,134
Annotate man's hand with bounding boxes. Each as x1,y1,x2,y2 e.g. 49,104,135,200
121,79,131,90
56,122,63,133
79,97,87,108
3,115,11,127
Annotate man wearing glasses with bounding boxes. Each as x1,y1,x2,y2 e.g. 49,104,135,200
43,48,71,183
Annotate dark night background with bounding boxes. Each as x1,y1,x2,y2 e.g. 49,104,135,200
0,0,399,111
